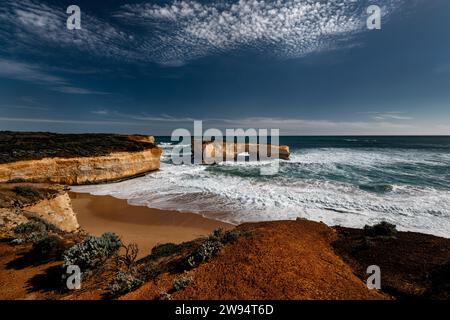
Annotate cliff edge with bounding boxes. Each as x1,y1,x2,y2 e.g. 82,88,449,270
0,132,161,185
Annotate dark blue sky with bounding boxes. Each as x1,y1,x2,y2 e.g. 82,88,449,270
0,0,449,135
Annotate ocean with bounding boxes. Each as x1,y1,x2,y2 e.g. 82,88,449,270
73,136,450,237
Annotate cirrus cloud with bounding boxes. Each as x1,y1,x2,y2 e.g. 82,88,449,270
0,0,405,66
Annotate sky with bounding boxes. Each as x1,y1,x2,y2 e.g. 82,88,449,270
0,0,449,135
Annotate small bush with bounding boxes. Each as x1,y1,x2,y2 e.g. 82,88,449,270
185,229,223,268
29,235,66,261
146,241,196,260
63,232,121,270
364,221,397,238
13,217,59,235
25,231,49,244
12,218,60,245
140,265,160,280
13,185,39,197
223,229,242,243
172,276,193,292
108,271,143,296
148,243,181,259
117,243,139,270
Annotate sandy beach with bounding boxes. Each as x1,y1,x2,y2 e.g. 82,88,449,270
69,192,233,258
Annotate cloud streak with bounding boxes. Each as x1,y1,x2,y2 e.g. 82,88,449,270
0,58,108,94
82,111,448,135
360,111,414,121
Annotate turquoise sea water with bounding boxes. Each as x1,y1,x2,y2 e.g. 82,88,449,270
73,136,450,237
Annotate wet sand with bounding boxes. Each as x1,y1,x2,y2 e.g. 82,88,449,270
69,192,233,258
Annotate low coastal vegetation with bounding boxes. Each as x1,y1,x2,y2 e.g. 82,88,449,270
12,185,40,197
2,207,245,299
184,228,242,269
13,216,60,238
0,183,60,208
1,182,449,300
146,242,196,261
107,228,243,297
62,232,122,271
11,218,69,263
363,221,398,238
3,212,450,300
172,276,193,292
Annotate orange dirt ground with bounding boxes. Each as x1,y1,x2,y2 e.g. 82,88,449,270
122,220,387,300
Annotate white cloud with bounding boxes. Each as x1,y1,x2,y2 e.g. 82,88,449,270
91,109,110,115
0,0,404,66
360,111,414,121
116,0,402,65
0,58,66,85
0,0,138,62
55,86,108,95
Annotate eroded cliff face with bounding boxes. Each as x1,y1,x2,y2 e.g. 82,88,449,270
193,140,290,164
23,192,79,232
0,185,79,234
0,148,162,185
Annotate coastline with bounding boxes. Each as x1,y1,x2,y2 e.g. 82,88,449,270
1,185,449,300
69,192,233,258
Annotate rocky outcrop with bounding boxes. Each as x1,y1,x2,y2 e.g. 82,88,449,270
192,140,290,164
0,208,28,236
0,185,79,233
127,135,155,144
0,148,162,185
23,192,79,232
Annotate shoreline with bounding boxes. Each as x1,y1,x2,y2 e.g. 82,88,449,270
69,192,233,258
1,184,449,300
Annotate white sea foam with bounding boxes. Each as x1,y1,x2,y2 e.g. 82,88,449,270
73,147,450,238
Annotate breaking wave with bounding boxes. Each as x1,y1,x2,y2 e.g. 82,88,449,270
73,137,450,238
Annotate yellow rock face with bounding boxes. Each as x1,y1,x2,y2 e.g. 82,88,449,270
198,140,290,164
0,148,162,185
23,192,79,232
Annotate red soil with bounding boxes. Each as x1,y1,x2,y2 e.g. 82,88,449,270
122,220,387,300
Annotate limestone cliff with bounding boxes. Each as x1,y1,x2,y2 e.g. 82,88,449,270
22,192,79,232
193,140,290,164
0,185,79,233
0,148,162,185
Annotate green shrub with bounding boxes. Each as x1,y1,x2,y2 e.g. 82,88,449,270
146,241,196,260
223,229,242,243
108,271,143,296
25,231,48,244
148,243,181,259
13,218,60,245
364,221,397,238
62,232,121,270
13,185,39,197
29,235,66,261
173,276,193,292
13,217,59,235
185,229,223,268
